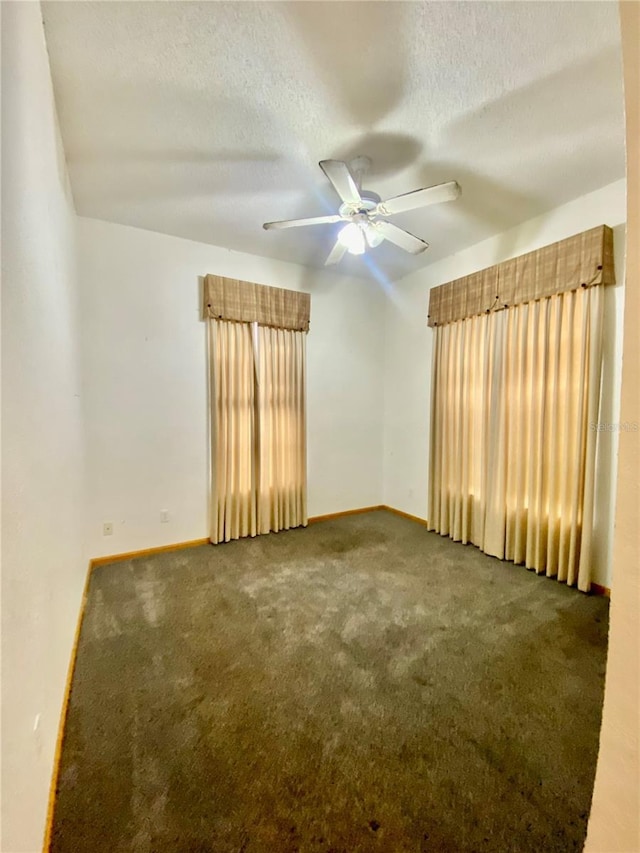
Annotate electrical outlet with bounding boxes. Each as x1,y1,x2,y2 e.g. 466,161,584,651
160,510,169,523
103,522,113,536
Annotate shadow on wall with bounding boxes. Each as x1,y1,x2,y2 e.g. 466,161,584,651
412,162,543,261
440,45,625,172
56,73,324,258
333,132,423,179
279,2,409,128
63,71,419,279
65,77,291,207
388,43,625,272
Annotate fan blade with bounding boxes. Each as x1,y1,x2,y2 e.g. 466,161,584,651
319,160,362,205
325,239,348,266
263,214,343,230
377,181,461,216
376,221,429,254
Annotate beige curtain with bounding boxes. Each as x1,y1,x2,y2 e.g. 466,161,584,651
256,325,307,534
428,285,604,592
209,319,307,544
210,320,257,543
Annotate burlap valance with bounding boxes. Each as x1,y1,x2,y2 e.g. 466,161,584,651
427,225,615,327
203,275,310,332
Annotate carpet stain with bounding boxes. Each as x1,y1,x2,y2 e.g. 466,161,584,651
50,511,608,853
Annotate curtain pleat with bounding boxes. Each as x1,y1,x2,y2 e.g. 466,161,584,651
428,286,604,592
209,319,307,545
209,320,257,544
256,325,307,534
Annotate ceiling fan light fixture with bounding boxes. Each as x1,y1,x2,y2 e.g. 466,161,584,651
365,223,384,248
262,157,461,266
338,222,366,255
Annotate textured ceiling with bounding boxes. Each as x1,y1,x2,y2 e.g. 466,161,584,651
42,1,625,282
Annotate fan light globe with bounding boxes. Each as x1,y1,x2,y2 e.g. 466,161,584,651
365,225,384,248
338,222,366,255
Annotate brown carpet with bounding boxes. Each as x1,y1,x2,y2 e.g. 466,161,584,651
50,510,608,852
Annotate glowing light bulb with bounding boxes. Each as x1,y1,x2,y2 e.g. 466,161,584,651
338,222,366,255
365,224,384,248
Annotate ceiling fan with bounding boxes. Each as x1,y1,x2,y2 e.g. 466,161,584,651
263,156,461,265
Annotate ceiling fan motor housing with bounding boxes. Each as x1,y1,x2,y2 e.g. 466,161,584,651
338,191,381,219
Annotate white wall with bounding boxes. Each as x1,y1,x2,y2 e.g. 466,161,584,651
383,179,626,587
1,3,86,850
77,217,386,558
